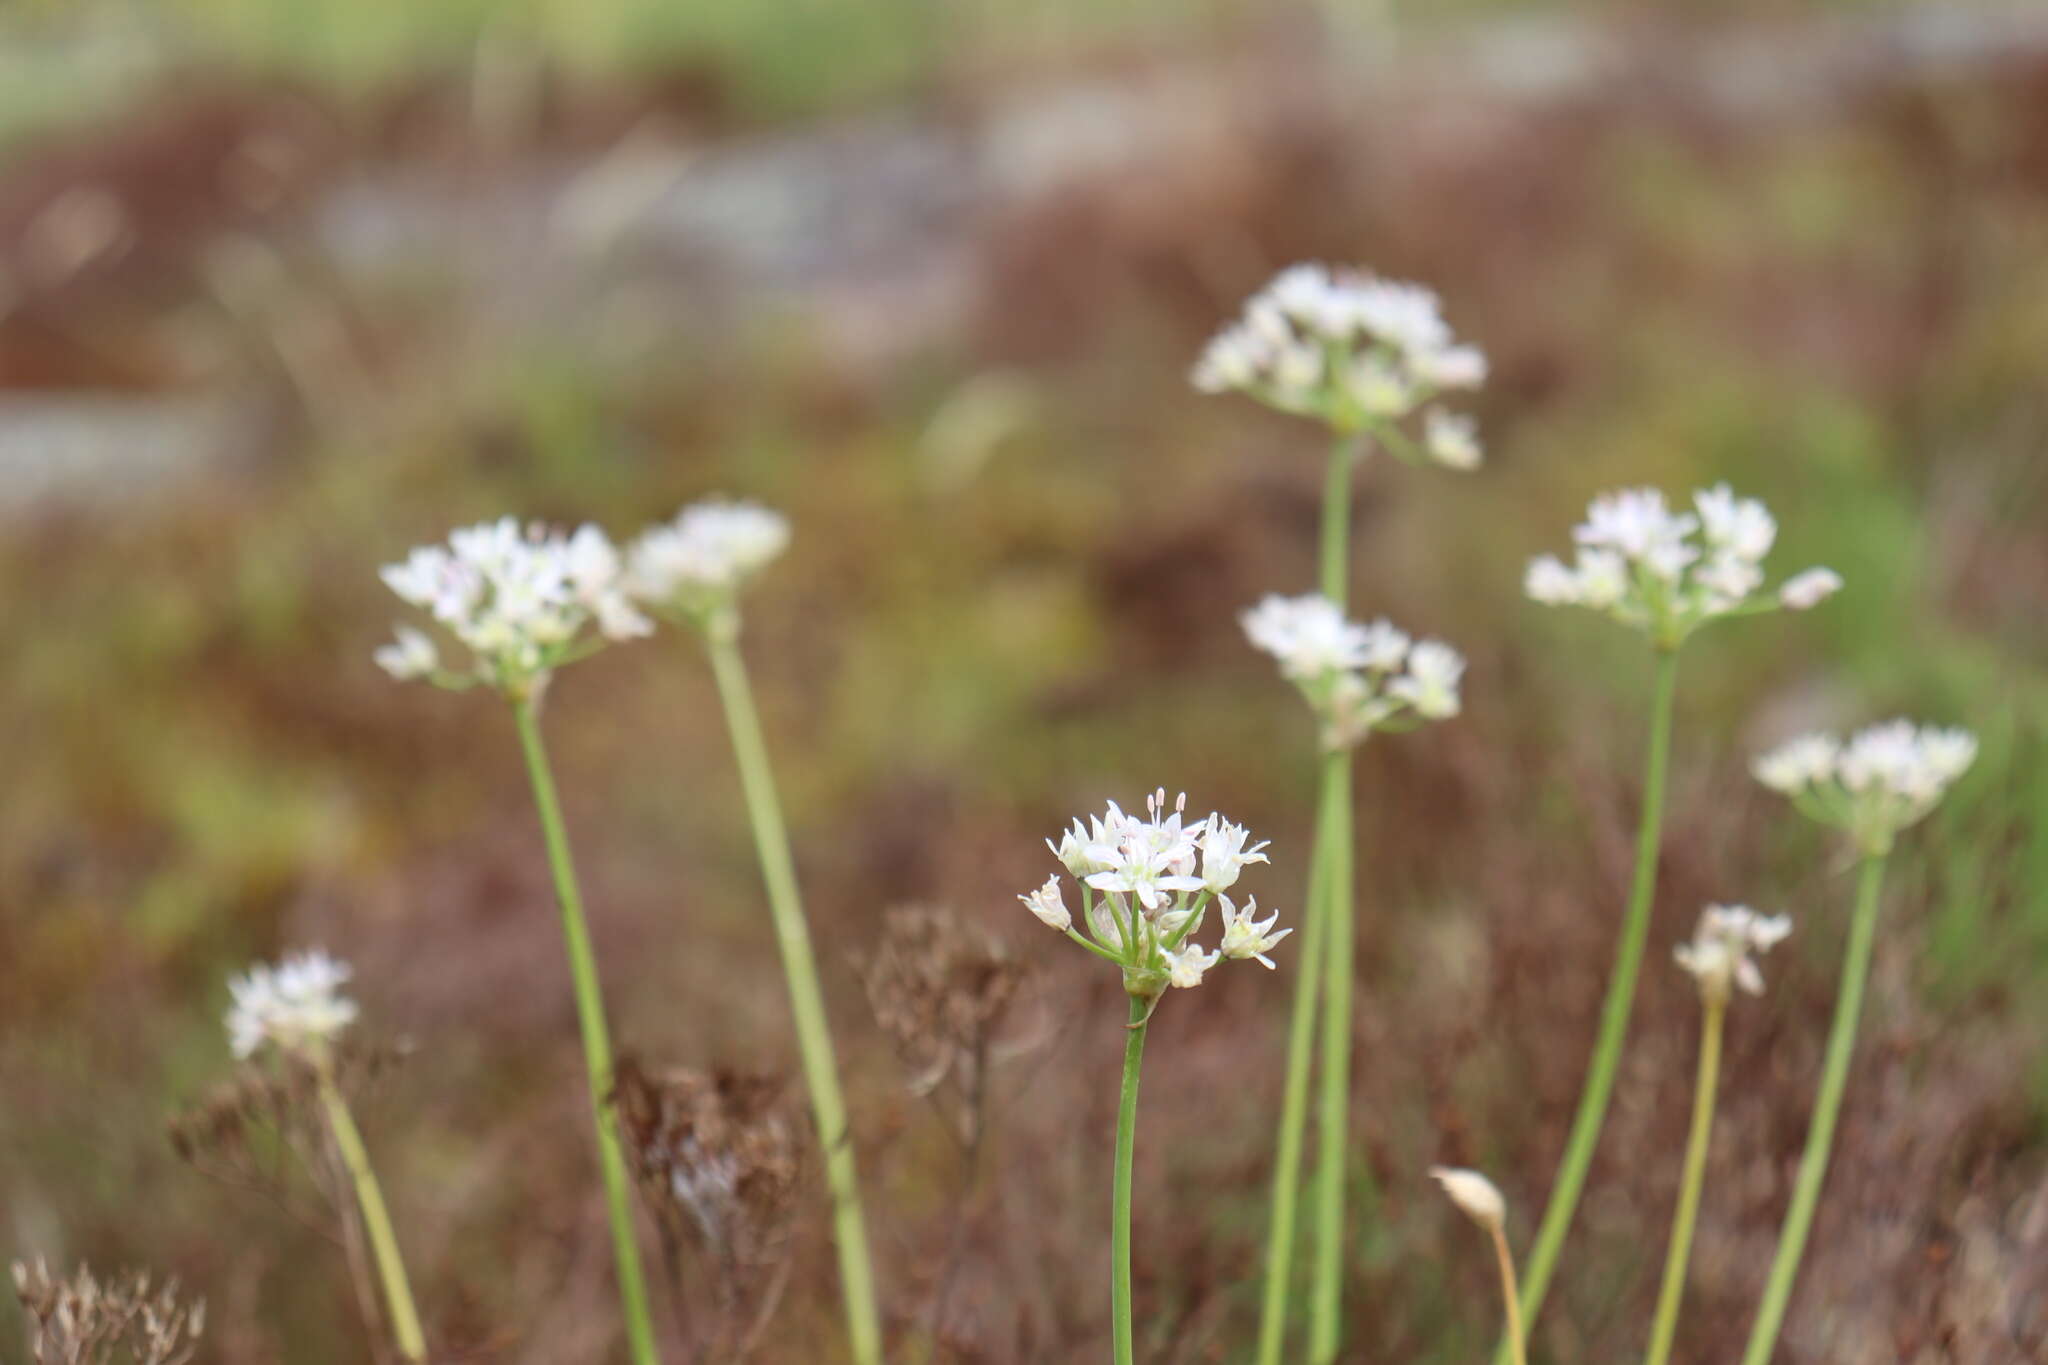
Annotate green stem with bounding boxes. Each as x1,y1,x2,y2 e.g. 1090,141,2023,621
1643,992,1725,1365
1113,993,1150,1365
705,633,883,1365
1501,645,1682,1362
315,1064,427,1362
1739,853,1888,1365
1253,759,1336,1365
512,698,662,1365
1306,745,1354,1363
1319,434,1356,610
1492,1221,1527,1365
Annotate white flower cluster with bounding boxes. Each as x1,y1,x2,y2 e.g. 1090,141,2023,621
1241,593,1465,750
1191,263,1487,464
1753,719,1976,854
377,518,651,693
226,950,359,1060
1020,790,1286,998
626,498,791,627
1673,904,1792,1002
1524,485,1841,648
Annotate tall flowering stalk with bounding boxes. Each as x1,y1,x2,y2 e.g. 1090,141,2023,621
624,499,881,1365
1644,906,1792,1365
1739,720,1974,1365
1196,263,1482,1365
1507,486,1839,1359
378,518,661,1365
226,951,425,1363
1431,1168,1524,1365
1020,790,1286,1365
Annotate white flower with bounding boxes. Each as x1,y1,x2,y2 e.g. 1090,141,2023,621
1779,567,1843,611
1430,1167,1506,1230
1423,409,1481,470
1166,942,1220,990
1753,718,1975,852
379,517,647,692
1357,618,1412,673
1199,817,1270,892
227,950,359,1059
1218,894,1291,968
1529,485,1839,646
1248,596,1465,747
1674,904,1792,1000
1388,640,1465,719
626,498,790,617
1020,876,1071,932
1242,594,1373,680
1083,790,1205,912
1752,733,1840,794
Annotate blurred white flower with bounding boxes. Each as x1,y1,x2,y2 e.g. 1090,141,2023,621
626,497,790,624
1752,718,1976,853
1525,484,1839,647
1245,593,1465,749
1192,262,1485,462
1020,875,1071,932
1674,904,1792,1001
227,950,359,1060
378,517,649,694
1241,594,1374,680
1218,894,1291,968
1387,640,1465,719
1430,1166,1506,1230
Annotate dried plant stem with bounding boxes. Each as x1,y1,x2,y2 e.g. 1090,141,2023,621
1113,993,1151,1365
1643,992,1725,1365
512,697,663,1365
1502,644,1681,1361
1491,1221,1527,1365
314,1063,427,1363
704,634,882,1365
1252,776,1334,1365
1739,853,1888,1365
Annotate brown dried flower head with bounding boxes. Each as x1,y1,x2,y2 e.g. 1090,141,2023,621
11,1259,205,1365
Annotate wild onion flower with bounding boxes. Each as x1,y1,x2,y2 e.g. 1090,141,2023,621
1753,718,1976,856
226,950,359,1060
1674,904,1793,1004
626,497,790,636
1524,485,1841,649
1242,593,1465,750
1192,262,1486,463
377,517,650,696
1432,1168,1525,1365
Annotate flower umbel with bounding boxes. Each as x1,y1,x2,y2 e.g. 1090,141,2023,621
226,950,359,1060
378,517,650,696
1192,262,1486,463
1753,718,1976,854
1242,593,1465,750
627,497,790,632
1020,790,1283,1001
1524,485,1841,648
1674,904,1793,1003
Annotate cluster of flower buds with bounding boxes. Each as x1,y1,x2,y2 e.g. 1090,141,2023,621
1241,593,1465,750
1753,719,1977,855
626,498,791,637
1674,904,1793,1003
377,517,651,696
226,950,359,1060
1019,790,1286,1000
1191,263,1487,465
1524,485,1842,649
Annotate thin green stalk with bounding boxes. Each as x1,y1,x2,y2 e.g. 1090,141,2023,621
1643,992,1725,1365
1306,745,1353,1364
512,698,662,1365
1739,854,1888,1365
705,634,882,1365
1502,645,1682,1361
315,1063,426,1363
1252,778,1334,1365
1491,1221,1527,1365
1113,993,1150,1365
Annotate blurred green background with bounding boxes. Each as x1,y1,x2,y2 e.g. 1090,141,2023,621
2,2,2045,1362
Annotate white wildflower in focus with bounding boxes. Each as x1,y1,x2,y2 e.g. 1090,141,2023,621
378,517,650,695
1430,1167,1506,1231
1191,262,1486,463
626,498,790,627
1674,904,1793,1001
1524,484,1840,647
1244,593,1465,749
1752,718,1976,854
226,950,359,1060
1020,876,1071,932
1023,791,1282,1001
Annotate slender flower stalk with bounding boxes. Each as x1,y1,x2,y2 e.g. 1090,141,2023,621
626,499,880,1365
1645,906,1792,1365
1740,720,1973,1365
1432,1167,1524,1365
1112,993,1149,1365
1307,741,1354,1363
378,519,660,1365
225,952,426,1363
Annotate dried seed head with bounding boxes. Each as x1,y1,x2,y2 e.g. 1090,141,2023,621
12,1258,205,1365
